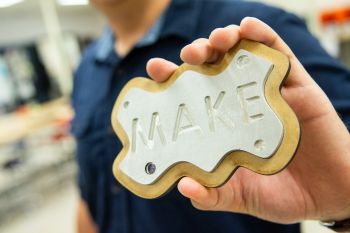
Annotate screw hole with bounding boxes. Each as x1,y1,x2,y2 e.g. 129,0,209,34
123,101,130,109
254,139,265,151
145,162,156,175
236,55,250,68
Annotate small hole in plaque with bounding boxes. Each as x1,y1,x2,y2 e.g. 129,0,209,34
236,55,250,69
123,101,130,109
254,139,265,151
145,162,156,175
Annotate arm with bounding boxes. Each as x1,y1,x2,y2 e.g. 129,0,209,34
77,199,97,233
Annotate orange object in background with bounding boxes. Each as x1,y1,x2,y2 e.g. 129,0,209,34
320,6,350,25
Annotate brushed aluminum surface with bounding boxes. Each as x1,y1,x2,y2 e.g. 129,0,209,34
116,50,283,185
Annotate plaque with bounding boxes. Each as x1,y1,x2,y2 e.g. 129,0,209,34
111,40,300,198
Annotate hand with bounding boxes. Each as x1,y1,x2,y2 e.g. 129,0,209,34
146,17,350,224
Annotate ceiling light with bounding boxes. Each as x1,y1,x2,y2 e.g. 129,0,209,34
57,0,88,6
0,0,24,8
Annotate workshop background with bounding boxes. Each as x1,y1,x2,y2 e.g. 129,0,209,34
0,0,349,232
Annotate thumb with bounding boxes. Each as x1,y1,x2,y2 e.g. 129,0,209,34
177,177,221,210
177,174,247,213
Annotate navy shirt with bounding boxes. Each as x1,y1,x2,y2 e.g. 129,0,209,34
72,0,350,233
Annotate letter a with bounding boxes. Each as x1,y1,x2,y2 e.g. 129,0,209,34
172,104,201,141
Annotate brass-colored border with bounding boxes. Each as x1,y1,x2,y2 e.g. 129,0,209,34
111,39,300,199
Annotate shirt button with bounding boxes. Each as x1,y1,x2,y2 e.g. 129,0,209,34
108,126,114,134
111,184,121,194
116,68,124,76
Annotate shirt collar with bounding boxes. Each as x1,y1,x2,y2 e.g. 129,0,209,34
94,0,201,64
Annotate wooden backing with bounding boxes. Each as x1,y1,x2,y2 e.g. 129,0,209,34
111,39,300,199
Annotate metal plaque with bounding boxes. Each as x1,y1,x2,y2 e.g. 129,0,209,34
111,40,300,199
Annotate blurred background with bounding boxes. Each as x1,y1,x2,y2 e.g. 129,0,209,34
0,0,348,232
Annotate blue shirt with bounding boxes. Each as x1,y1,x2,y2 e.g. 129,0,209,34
72,0,350,233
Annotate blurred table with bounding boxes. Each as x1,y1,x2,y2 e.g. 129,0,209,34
0,98,73,145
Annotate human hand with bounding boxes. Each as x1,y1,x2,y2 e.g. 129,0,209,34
146,17,350,224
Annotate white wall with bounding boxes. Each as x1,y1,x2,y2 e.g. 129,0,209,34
0,0,105,46
253,0,349,15
0,0,107,95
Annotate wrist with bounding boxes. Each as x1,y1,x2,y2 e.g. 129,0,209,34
321,206,350,232
320,218,350,232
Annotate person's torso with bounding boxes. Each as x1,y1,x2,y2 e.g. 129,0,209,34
72,0,350,233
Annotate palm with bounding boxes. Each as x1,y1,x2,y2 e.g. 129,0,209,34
221,167,308,223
